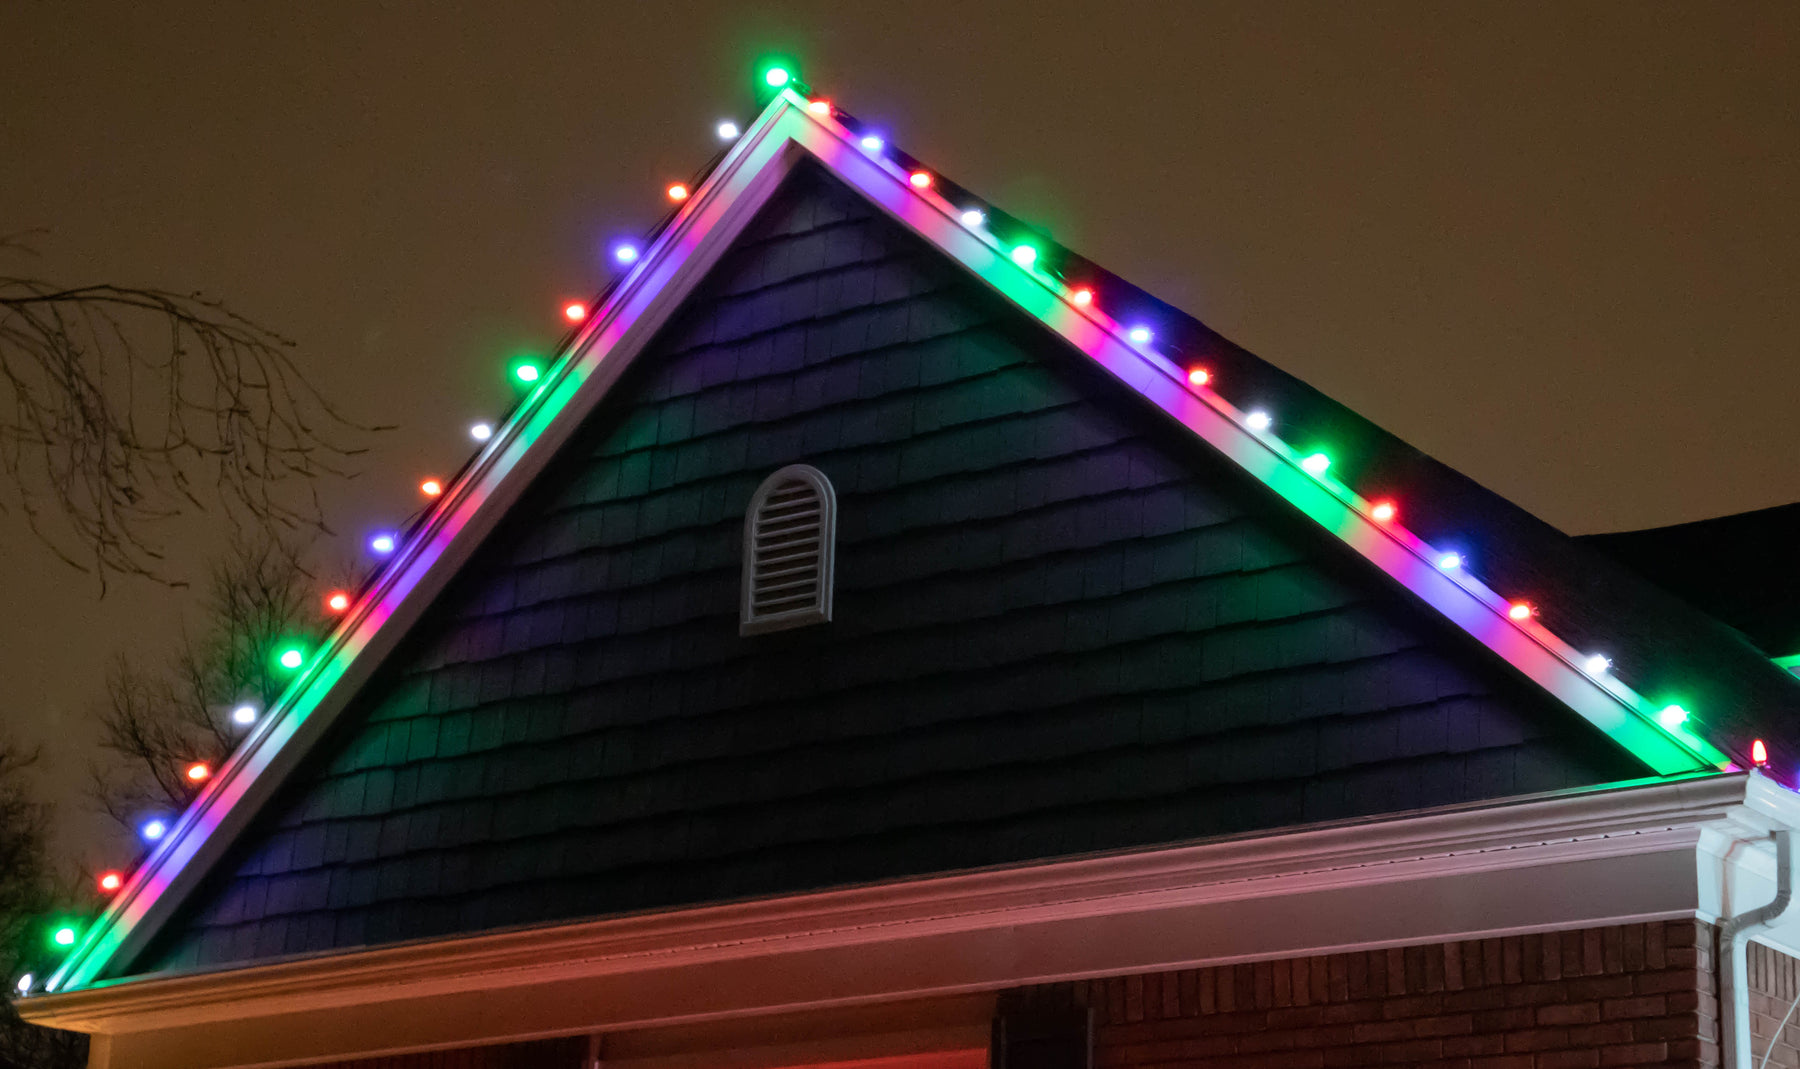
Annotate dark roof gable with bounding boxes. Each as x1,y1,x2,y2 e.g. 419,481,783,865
132,160,1637,975
52,87,1792,995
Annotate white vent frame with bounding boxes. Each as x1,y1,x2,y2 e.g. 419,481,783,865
741,465,837,636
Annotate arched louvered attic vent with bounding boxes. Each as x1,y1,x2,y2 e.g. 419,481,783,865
741,465,836,636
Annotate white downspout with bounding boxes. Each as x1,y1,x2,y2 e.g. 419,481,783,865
1722,828,1794,1069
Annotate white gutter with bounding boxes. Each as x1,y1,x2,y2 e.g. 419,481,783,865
1721,827,1795,1069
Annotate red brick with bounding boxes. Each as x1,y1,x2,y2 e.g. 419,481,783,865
1415,1015,1475,1038
1347,953,1372,1001
1214,1054,1326,1069
1503,937,1524,985
1386,948,1407,997
1321,1002,1383,1025
1537,1003,1602,1026
1633,1017,1698,1042
1503,984,1569,1008
1566,977,1636,1001
1599,1042,1668,1065
1584,930,1606,976
1473,1008,1536,1032
1268,1006,1327,1028
1541,933,1564,982
1463,940,1486,990
1483,939,1506,987
1446,988,1510,1012
1538,1052,1601,1069
1322,1049,1384,1069
1602,926,1625,975
1238,1030,1298,1053
1289,1025,1357,1048
1350,1021,1416,1044
1446,943,1466,992
1504,1029,1571,1053
1565,1022,1635,1047
1564,932,1588,976
1425,946,1448,994
1636,970,1699,996
1375,1038,1444,1063
1666,1037,1705,1061
1622,925,1647,975
1444,1034,1506,1057
1327,957,1350,1003
1022,921,1746,1069
1603,996,1668,1020
1382,995,1444,1020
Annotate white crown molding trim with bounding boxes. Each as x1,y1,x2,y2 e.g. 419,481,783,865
23,772,1783,1069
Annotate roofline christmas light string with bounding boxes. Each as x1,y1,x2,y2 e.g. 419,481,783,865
18,62,1766,999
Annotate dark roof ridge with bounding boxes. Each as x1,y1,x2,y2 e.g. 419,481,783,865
1578,501,1800,657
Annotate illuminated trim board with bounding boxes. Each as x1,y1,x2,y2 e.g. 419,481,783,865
47,87,1728,995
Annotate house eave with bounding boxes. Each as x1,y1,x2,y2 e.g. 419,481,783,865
24,771,1798,1069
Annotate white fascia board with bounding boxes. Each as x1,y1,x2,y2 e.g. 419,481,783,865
21,773,1773,1050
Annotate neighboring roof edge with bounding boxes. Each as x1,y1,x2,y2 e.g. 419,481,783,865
1577,502,1800,657
45,88,1731,995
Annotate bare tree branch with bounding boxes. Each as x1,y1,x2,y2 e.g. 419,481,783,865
0,234,382,587
89,533,363,825
0,741,87,1069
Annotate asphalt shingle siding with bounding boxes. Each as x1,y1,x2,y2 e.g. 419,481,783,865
133,160,1639,976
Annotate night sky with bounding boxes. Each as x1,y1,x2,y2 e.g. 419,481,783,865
2,2,1796,869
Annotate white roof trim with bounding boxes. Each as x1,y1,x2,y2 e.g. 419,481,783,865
22,772,1786,1069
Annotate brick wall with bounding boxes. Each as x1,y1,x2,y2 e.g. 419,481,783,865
1003,921,1717,1069
1751,940,1800,1068
313,1035,586,1068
